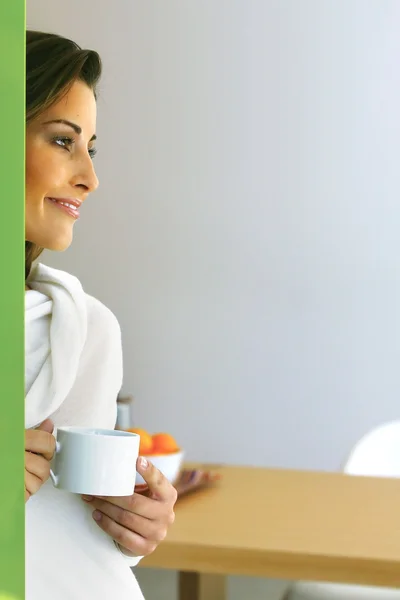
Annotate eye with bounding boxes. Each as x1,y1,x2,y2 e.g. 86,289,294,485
52,135,74,151
88,147,97,159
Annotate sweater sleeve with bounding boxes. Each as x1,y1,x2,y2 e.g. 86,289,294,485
114,542,144,567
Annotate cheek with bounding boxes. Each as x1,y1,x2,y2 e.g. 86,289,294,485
25,145,65,202
25,156,42,199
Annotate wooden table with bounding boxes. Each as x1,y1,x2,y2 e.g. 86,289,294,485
140,465,400,599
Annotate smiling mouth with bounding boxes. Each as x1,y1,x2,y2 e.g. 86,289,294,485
46,197,81,219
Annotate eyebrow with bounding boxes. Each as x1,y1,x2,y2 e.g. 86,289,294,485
42,119,97,141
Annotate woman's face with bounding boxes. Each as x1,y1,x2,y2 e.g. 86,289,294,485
25,80,99,251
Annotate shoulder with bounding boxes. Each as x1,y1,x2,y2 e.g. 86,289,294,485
30,262,122,343
85,293,122,341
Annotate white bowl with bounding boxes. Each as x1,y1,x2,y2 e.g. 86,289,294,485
136,450,184,486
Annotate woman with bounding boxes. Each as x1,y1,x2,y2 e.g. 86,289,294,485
24,30,177,599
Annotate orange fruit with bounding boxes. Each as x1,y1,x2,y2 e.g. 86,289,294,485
127,428,153,455
151,432,179,454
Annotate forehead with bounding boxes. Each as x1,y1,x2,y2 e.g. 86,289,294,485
42,80,97,134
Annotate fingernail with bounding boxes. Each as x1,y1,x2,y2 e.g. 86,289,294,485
82,495,94,502
139,456,148,470
93,510,102,521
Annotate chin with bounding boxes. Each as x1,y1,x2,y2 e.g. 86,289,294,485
49,235,74,252
33,231,74,253
26,218,76,252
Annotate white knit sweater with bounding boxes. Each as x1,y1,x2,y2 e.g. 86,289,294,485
25,263,144,600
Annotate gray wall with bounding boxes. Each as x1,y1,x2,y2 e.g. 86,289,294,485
28,0,400,472
27,1,400,598
28,0,400,471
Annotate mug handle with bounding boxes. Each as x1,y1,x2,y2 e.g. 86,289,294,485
50,441,61,487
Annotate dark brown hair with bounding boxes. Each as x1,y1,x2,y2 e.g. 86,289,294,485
25,30,102,279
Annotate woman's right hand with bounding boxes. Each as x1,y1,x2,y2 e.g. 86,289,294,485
25,419,56,503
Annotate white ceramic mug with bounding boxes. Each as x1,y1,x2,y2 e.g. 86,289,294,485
50,427,140,496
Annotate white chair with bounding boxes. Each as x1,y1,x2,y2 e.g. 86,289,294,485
283,421,400,600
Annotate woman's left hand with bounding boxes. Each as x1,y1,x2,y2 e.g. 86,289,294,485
82,456,177,557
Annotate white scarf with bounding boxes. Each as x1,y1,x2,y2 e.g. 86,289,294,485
25,263,88,429
25,264,144,596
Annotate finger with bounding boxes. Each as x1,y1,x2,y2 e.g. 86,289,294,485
36,419,54,434
83,492,155,518
25,451,51,483
134,483,149,494
85,491,162,520
91,510,157,557
25,429,56,461
136,457,177,503
25,470,43,497
87,498,167,542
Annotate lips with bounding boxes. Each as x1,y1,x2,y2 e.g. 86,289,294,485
46,197,81,219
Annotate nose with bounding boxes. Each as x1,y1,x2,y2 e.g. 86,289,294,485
71,152,99,194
